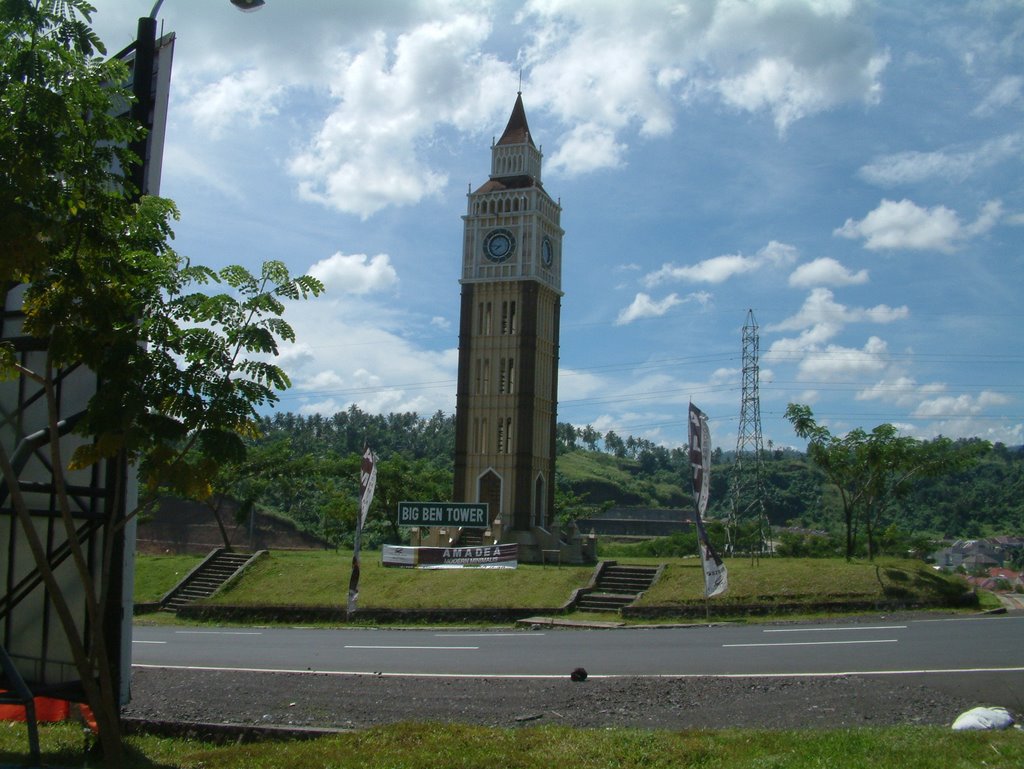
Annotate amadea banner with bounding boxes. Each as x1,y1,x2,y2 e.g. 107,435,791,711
382,544,518,569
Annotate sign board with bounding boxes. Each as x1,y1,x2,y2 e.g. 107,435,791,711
382,544,517,569
397,501,488,528
110,31,175,196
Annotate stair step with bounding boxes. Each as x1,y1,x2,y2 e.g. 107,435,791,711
161,552,256,612
573,563,662,613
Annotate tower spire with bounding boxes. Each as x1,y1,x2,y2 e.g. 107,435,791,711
497,92,534,147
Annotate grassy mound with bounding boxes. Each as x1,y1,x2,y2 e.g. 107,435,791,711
638,557,970,608
135,551,971,617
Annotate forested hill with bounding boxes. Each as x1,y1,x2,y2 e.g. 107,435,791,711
252,409,1023,541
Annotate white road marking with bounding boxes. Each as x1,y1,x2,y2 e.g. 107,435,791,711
724,639,898,648
344,645,479,651
132,640,166,644
913,615,1024,623
174,630,263,636
131,663,1024,679
434,633,545,638
763,626,906,633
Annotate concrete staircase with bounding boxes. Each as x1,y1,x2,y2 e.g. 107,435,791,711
455,527,485,547
574,563,661,613
161,549,256,612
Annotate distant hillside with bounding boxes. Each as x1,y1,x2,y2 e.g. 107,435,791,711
556,451,687,507
555,444,1024,540
235,409,1022,546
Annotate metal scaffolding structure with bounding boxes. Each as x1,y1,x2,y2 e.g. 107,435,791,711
728,309,773,556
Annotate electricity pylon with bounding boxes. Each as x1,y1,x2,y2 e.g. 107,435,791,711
728,309,772,558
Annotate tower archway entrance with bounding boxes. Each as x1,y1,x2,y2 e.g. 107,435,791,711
478,470,502,528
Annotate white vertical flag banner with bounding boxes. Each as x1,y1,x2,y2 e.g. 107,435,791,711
348,445,378,614
688,403,728,598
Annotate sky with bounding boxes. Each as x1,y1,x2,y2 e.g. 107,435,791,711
91,0,1024,452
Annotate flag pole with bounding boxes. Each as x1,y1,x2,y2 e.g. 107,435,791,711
688,402,728,611
347,444,377,620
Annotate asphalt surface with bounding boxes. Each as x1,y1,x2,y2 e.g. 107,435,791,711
124,612,1024,733
131,613,1024,676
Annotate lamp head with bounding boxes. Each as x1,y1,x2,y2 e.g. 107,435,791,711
230,0,266,11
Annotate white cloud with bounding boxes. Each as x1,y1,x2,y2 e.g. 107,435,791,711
265,251,454,417
84,1,1022,448
834,198,1002,252
858,133,1024,186
519,0,888,173
973,75,1024,117
710,367,737,385
699,2,889,134
647,253,754,285
856,375,944,408
765,288,908,380
280,306,460,416
769,288,907,336
307,252,398,295
797,336,889,380
143,0,894,210
180,68,284,138
905,418,1023,444
789,257,869,288
288,15,512,218
759,240,800,266
547,123,628,176
160,144,245,200
716,51,889,134
645,241,797,286
912,391,1009,418
557,367,608,403
615,292,682,325
963,200,1004,238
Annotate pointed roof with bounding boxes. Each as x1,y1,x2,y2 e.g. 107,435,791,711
496,92,535,147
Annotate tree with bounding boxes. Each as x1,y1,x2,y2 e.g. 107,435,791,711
603,430,626,457
371,454,451,544
1,0,136,286
555,421,579,454
0,4,323,766
554,482,591,529
784,404,988,560
200,437,320,549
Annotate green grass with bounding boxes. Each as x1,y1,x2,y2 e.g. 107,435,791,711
3,722,1022,769
132,552,971,617
639,557,968,608
206,550,595,609
133,553,204,603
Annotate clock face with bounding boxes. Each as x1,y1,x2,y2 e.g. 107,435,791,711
483,229,515,262
541,236,554,267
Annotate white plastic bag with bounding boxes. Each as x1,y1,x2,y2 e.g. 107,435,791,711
951,706,1015,731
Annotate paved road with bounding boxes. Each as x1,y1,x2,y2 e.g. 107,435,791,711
132,614,1024,679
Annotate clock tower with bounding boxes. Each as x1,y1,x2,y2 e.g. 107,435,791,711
447,93,571,561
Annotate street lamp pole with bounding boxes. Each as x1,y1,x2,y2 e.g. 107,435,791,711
128,0,266,196
128,11,158,196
